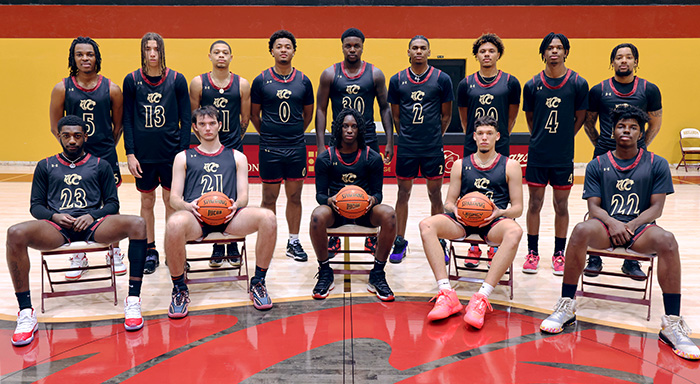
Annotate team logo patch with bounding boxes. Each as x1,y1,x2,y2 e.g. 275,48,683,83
147,92,163,103
203,162,220,173
474,177,490,189
478,94,494,105
64,174,82,185
276,89,292,99
410,90,425,102
341,173,357,184
616,178,634,191
79,99,96,111
545,97,561,108
213,97,228,108
346,85,360,95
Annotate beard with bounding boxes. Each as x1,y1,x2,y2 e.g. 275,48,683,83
61,143,84,160
615,69,633,77
478,148,490,154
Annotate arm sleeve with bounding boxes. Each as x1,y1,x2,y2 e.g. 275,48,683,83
315,151,331,205
508,75,521,105
522,80,534,112
29,160,54,220
367,151,384,204
588,83,602,112
582,158,602,200
651,155,674,195
175,73,192,151
575,76,590,111
250,75,263,104
303,75,315,105
645,82,662,111
387,74,399,105
456,78,469,107
122,73,136,155
87,160,120,219
439,73,454,102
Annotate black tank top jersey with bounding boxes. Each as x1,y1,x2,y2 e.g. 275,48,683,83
44,154,109,218
395,67,446,157
460,154,510,210
200,73,243,151
329,62,378,144
326,146,373,196
63,76,115,159
526,69,586,167
129,68,182,163
183,146,238,204
595,77,651,151
255,68,310,149
459,71,513,156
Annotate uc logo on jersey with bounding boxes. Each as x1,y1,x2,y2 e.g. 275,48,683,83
479,94,495,105
276,89,292,99
213,97,228,108
203,162,220,173
474,177,490,189
346,85,361,95
341,173,357,184
147,93,163,103
410,90,425,102
616,178,634,191
545,97,561,108
79,99,96,111
64,174,82,185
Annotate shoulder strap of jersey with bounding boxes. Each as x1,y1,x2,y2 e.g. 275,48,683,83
365,146,369,160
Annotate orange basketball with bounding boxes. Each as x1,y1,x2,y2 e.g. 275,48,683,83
456,192,494,227
197,191,233,226
335,185,370,219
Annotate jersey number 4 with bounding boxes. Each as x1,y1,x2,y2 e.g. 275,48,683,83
545,110,559,133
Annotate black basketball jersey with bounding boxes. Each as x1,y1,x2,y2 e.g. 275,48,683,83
595,77,651,151
458,71,513,156
63,76,115,159
43,154,113,218
325,146,375,196
200,72,243,151
460,154,510,210
583,149,673,223
129,68,183,163
183,146,238,204
329,62,378,144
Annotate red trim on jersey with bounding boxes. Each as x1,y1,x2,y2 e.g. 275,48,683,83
206,72,234,91
55,153,92,167
525,181,547,188
470,153,501,171
539,69,572,90
69,75,104,92
341,61,367,80
194,145,225,157
607,148,644,171
335,148,362,166
139,68,171,86
261,177,284,183
473,70,503,89
552,184,573,190
608,77,639,97
267,67,297,83
286,177,306,181
406,66,435,85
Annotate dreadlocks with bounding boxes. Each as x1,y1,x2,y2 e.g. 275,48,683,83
330,108,366,149
68,36,101,77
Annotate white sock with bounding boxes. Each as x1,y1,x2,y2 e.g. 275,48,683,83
289,234,299,242
478,282,494,297
437,279,451,291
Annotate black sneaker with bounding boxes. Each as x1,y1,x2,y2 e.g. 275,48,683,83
227,243,241,267
209,244,225,268
143,248,159,274
312,267,335,299
364,236,377,255
286,240,308,262
389,236,408,264
621,260,646,281
583,255,603,277
367,270,395,302
328,236,341,259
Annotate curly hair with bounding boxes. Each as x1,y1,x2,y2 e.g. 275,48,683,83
268,30,297,52
472,33,504,58
611,104,649,133
330,108,366,149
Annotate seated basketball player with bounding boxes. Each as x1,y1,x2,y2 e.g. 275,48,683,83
165,106,277,318
6,115,148,346
419,115,523,329
309,108,397,301
540,105,699,360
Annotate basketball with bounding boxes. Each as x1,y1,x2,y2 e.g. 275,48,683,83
197,191,233,226
456,192,494,227
335,185,370,219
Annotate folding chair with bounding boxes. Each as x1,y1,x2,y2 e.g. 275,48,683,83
447,234,513,300
185,232,249,291
677,128,700,171
326,224,378,276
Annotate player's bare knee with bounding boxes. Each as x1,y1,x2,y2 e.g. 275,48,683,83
553,199,569,216
140,193,156,209
129,216,147,239
419,218,436,238
528,196,544,211
397,188,411,202
655,231,678,256
260,210,277,232
6,224,29,249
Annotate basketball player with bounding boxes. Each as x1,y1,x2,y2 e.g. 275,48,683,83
251,30,314,262
583,43,663,279
49,37,126,280
165,106,277,317
387,35,454,263
189,39,251,267
315,27,394,257
123,32,192,274
7,116,148,346
457,33,521,267
540,105,699,361
310,109,397,301
522,33,588,275
420,115,523,329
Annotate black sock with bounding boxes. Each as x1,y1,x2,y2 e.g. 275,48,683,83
128,239,147,279
171,274,187,292
527,234,539,254
251,266,268,285
16,291,31,311
372,258,386,272
147,241,156,249
554,237,567,253
319,259,331,270
663,293,681,316
562,283,577,299
395,235,404,245
128,279,143,297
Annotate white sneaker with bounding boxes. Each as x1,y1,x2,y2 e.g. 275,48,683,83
540,297,577,333
107,249,127,276
65,253,88,280
659,315,700,360
124,296,144,331
12,308,38,346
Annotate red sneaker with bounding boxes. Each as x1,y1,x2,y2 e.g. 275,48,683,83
427,289,463,321
463,292,492,329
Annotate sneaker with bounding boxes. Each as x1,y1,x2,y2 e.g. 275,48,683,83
622,260,646,281
124,296,144,331
552,251,565,276
328,236,341,259
250,280,273,310
11,308,38,346
312,267,335,299
143,248,159,274
583,255,603,277
65,253,88,281
659,315,700,360
286,240,308,262
364,236,377,255
367,270,395,302
209,244,225,268
108,250,128,276
227,243,241,267
522,250,540,274
168,289,190,319
487,246,498,269
427,289,463,321
540,297,577,333
439,239,449,265
463,292,492,329
389,236,408,264
465,245,482,268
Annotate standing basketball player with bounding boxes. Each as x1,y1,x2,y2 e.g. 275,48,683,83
387,35,454,263
540,105,699,361
583,43,663,278
49,37,126,280
165,106,277,317
8,116,148,346
522,33,588,275
420,115,523,329
251,30,314,262
190,39,251,267
123,32,192,274
457,33,521,267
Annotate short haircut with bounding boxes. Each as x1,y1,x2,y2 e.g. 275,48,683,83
474,115,498,131
192,105,220,124
141,32,166,75
539,32,570,62
610,43,639,65
330,108,366,149
611,104,649,132
69,36,102,77
341,28,365,43
58,115,87,133
269,30,297,52
472,33,504,58
209,40,232,52
409,35,430,48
